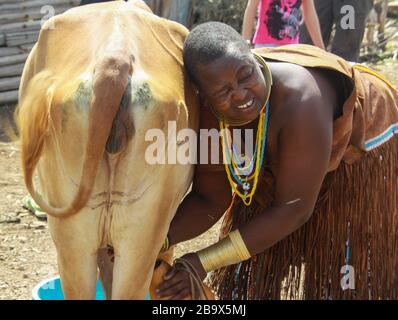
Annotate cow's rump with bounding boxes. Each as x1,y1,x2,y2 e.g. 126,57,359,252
17,0,199,299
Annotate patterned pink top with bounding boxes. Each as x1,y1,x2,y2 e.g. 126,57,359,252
253,0,302,45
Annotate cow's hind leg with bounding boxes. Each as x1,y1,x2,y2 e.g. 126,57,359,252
48,214,101,300
56,246,98,300
110,251,154,300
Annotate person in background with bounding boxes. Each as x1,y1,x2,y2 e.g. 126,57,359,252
242,0,325,49
299,0,374,62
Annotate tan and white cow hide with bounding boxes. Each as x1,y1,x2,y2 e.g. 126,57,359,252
16,0,199,299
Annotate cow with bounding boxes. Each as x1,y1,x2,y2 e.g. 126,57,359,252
16,0,199,299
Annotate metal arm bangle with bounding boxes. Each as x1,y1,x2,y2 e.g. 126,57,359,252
197,229,251,273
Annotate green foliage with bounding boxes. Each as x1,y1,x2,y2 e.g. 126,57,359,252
192,0,247,32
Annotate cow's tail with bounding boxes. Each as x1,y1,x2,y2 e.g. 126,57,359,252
17,54,132,218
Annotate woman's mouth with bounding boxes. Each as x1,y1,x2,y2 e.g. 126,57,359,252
236,98,255,110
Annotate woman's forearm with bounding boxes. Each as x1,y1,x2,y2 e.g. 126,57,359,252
239,204,312,256
302,0,325,50
194,204,314,277
167,191,229,246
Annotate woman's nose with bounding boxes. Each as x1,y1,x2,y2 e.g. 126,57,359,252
231,85,247,102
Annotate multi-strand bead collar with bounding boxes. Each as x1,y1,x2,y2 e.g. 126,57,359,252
219,53,273,206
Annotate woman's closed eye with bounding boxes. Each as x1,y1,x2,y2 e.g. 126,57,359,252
214,87,231,99
238,69,254,83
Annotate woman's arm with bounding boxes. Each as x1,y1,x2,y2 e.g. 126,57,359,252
239,91,332,254
167,168,232,247
242,0,261,42
302,0,325,50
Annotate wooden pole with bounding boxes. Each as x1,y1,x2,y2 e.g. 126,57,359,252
0,47,22,58
0,64,25,77
0,76,20,92
0,6,73,25
0,0,80,13
0,53,29,67
0,90,18,105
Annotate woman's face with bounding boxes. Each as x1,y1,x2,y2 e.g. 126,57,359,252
195,51,268,125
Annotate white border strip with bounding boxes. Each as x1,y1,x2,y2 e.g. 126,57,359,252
365,123,398,151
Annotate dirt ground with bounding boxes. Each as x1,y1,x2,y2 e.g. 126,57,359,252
1,58,397,300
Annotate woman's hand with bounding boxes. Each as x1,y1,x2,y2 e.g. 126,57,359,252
156,252,207,300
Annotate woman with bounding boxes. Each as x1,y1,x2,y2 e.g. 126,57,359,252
156,22,398,300
242,0,325,49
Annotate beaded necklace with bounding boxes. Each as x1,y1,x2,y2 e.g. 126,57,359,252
219,53,272,206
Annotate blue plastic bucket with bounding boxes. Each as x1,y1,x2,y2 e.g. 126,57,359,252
32,275,150,300
32,276,105,300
